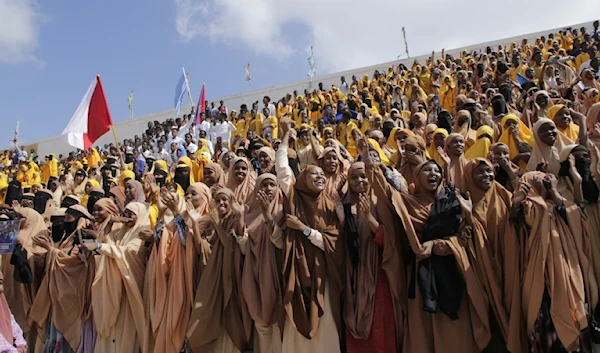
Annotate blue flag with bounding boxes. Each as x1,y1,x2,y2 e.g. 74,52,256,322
516,73,529,86
174,67,189,115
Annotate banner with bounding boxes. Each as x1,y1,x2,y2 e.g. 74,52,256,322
0,219,21,254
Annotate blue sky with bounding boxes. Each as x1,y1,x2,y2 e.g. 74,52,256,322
1,0,598,148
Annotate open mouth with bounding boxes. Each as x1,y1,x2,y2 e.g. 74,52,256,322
217,204,227,211
427,176,438,186
314,178,325,187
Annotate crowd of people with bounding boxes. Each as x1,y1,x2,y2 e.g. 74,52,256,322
1,22,600,353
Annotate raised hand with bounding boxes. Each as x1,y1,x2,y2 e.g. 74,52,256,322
356,137,369,160
437,146,451,165
568,154,583,185
512,181,531,205
455,189,473,220
32,234,51,250
257,191,271,217
358,193,371,218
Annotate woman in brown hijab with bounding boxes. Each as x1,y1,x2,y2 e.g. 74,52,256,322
454,110,477,148
242,172,286,353
441,133,469,191
203,163,226,189
317,146,347,200
109,186,126,213
463,158,526,353
281,165,343,353
514,172,592,352
356,138,491,353
187,188,251,353
226,157,256,204
397,135,427,186
0,205,48,351
143,188,195,353
124,179,147,206
82,202,150,353
342,162,402,353
30,205,97,353
91,198,121,233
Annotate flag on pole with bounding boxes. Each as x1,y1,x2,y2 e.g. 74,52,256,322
62,76,113,150
194,83,206,123
307,46,316,79
245,63,251,81
127,90,134,110
11,120,19,147
174,67,190,115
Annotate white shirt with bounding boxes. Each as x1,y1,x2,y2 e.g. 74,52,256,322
198,120,211,136
340,81,349,95
211,121,237,148
266,103,276,117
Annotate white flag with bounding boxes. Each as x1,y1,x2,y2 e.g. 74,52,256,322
307,46,316,78
245,63,251,81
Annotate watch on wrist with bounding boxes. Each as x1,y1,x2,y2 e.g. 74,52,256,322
302,227,311,237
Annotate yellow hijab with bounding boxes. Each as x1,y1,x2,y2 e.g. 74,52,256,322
497,114,535,168
465,125,494,160
367,138,392,167
427,128,449,166
547,104,579,143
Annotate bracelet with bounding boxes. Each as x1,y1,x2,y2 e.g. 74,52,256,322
266,219,274,227
96,242,102,251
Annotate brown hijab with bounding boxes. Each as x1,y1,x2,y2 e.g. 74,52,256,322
187,188,252,352
226,157,256,204
519,172,588,351
398,135,427,186
445,133,469,191
109,186,126,212
203,162,226,188
242,173,284,327
342,162,380,340
282,165,343,339
317,146,348,199
386,161,491,351
463,159,526,353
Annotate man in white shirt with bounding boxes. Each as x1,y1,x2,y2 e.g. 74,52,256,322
211,113,237,149
340,76,349,95
263,96,276,117
198,114,212,138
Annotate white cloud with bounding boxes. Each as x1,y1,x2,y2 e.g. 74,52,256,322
0,0,43,65
176,0,600,74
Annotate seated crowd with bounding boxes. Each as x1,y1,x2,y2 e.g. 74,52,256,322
1,22,600,353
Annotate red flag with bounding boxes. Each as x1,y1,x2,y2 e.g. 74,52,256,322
62,76,113,150
195,83,206,123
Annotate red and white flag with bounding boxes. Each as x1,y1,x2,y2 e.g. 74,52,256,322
62,75,113,150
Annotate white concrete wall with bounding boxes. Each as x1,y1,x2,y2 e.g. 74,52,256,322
27,20,595,157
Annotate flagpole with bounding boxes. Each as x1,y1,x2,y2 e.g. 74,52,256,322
111,125,121,152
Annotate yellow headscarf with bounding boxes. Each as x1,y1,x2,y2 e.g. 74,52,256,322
177,157,196,184
194,139,211,157
321,127,335,146
386,128,415,151
497,114,535,168
81,179,101,207
547,104,579,143
119,170,135,186
427,128,449,166
465,125,494,160
367,138,392,167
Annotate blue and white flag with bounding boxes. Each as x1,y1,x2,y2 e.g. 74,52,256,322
174,67,190,115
